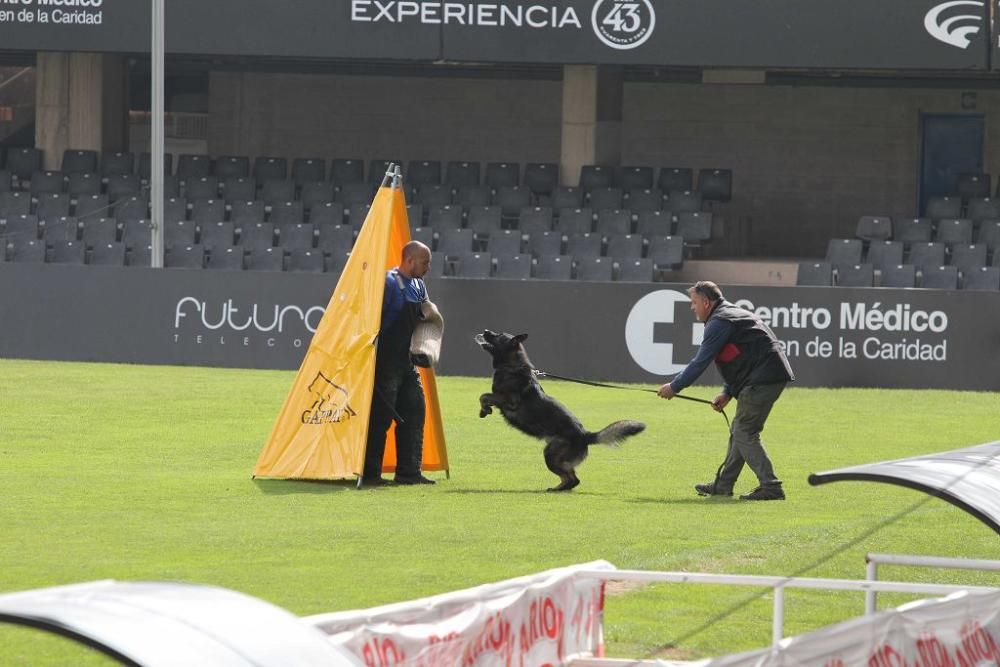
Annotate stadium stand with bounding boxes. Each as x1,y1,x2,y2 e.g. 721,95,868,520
292,158,326,186
920,265,958,289
658,167,693,192
797,262,833,286
835,264,874,288
574,256,613,281
617,258,654,282
962,266,1000,290
330,159,364,185
880,264,917,288
533,254,572,280
493,253,532,280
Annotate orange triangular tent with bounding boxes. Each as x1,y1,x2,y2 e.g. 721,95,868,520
253,169,448,480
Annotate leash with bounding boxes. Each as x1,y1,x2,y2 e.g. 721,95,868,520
533,370,730,430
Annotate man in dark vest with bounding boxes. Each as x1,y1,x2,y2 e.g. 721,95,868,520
362,240,436,487
657,281,794,501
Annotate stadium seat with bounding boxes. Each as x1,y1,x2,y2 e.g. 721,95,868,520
574,256,613,281
455,252,492,278
494,253,531,280
89,242,126,267
835,264,874,287
415,183,453,208
550,186,584,211
455,184,492,209
658,167,693,193
523,163,558,199
330,158,364,185
626,188,664,217
486,229,522,257
565,232,602,260
113,195,149,224
36,193,70,221
466,206,503,238
222,177,256,204
908,242,946,272
277,223,315,250
336,182,374,207
949,244,987,274
666,190,703,214
920,265,958,289
698,169,733,202
445,161,480,187
495,186,531,220
163,196,188,223
826,238,864,268
206,246,245,271
261,179,295,206
617,258,654,282
958,173,991,201
636,210,673,237
556,208,593,235
120,220,152,250
976,220,1000,254
190,199,226,224
934,218,973,246
0,169,11,192
426,204,463,230
533,254,572,280
239,222,275,251
48,240,85,265
526,230,562,258
675,211,713,246
138,152,173,180
517,207,553,237
437,228,474,257
606,233,644,259
647,235,685,274
246,247,284,272
30,170,66,196
80,217,119,247
159,174,181,198
855,216,892,243
587,187,623,213
127,244,153,267
796,262,833,286
230,200,266,225
407,160,441,187
962,266,1000,291
347,203,371,228
198,222,236,251
0,191,31,217
925,196,962,221
8,239,45,263
865,240,904,272
107,174,141,200
879,264,916,288
894,218,933,248
61,149,97,175
966,198,1000,223
579,165,612,191
42,216,79,243
166,244,205,269
269,201,305,226
309,202,345,227
6,147,42,179
101,152,134,179
615,166,654,192
485,162,519,190
1,213,39,241
316,224,354,256
287,249,325,273
176,154,212,180
164,220,197,249
407,203,425,227
74,194,110,222
595,209,632,236
67,172,101,198
291,158,326,186
252,155,288,183
300,182,335,211
410,226,435,251
214,156,250,180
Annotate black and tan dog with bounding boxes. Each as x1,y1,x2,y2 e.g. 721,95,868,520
474,329,645,491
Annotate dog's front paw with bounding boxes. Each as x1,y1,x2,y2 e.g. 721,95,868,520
479,406,492,418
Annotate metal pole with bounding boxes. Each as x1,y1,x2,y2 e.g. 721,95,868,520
772,586,784,646
150,0,165,268
865,558,878,616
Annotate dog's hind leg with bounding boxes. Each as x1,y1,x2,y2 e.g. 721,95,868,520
543,440,579,492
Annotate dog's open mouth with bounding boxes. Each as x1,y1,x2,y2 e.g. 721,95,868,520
473,333,487,348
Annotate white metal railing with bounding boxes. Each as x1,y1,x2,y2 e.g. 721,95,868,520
574,568,995,648
865,553,1000,615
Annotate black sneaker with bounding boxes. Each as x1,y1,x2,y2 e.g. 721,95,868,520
695,482,733,497
360,476,390,487
739,486,785,501
394,474,436,485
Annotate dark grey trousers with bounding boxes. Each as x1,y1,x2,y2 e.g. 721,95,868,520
715,382,786,491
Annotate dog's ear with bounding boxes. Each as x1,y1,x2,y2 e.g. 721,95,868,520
514,333,528,343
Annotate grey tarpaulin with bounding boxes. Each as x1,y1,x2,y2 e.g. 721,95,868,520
809,440,1000,536
0,580,362,666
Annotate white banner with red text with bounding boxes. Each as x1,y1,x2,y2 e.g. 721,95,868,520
304,560,614,667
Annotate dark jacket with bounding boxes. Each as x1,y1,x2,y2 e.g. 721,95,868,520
710,300,794,398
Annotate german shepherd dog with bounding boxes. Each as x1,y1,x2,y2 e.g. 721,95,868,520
474,330,646,491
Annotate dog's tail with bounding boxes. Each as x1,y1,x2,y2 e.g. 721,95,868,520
590,420,646,447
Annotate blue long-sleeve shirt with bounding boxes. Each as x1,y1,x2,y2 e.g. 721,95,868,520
381,268,427,331
669,317,736,395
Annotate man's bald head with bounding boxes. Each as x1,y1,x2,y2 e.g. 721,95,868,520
400,240,432,279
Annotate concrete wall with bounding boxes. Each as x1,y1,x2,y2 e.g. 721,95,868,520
622,82,1000,257
207,71,562,169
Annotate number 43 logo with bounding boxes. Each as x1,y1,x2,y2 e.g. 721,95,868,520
591,0,656,50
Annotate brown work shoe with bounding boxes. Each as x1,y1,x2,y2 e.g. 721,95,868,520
695,482,733,497
739,486,785,501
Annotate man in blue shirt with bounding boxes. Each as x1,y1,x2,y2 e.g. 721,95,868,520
362,240,436,487
657,281,793,501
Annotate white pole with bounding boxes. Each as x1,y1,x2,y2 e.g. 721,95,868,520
865,559,878,616
772,586,784,646
150,0,165,268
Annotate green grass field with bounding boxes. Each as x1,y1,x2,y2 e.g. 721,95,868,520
1,358,998,665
